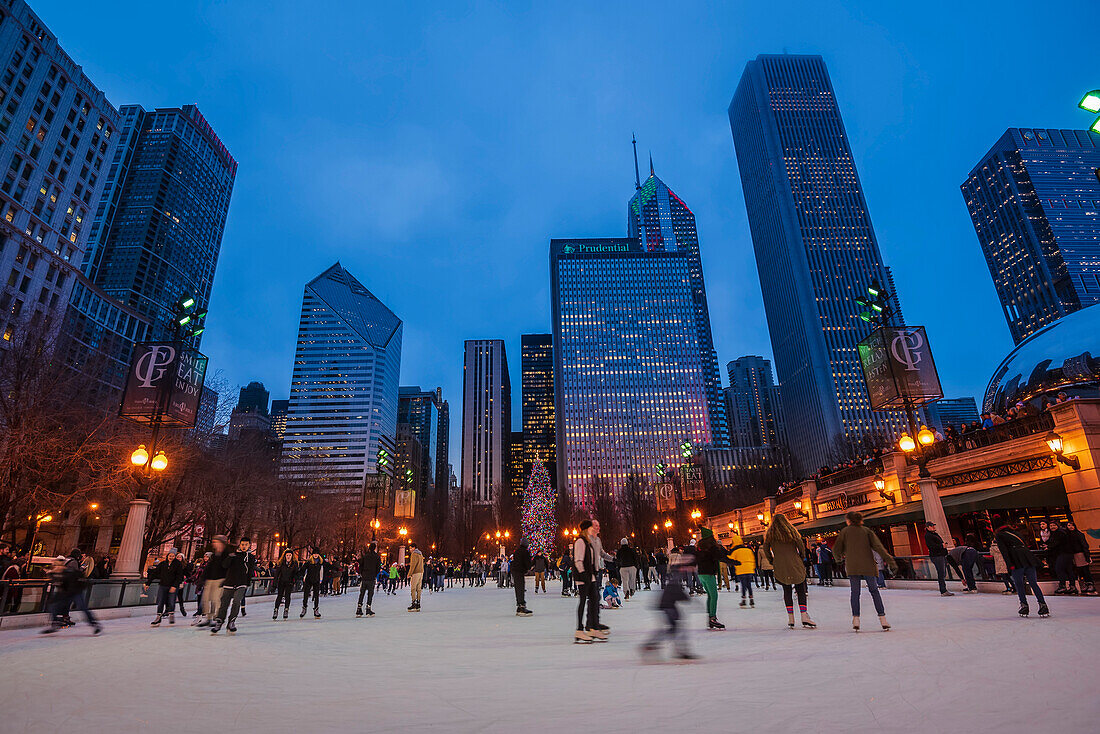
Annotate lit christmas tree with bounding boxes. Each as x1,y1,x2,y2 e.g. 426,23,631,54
521,461,555,556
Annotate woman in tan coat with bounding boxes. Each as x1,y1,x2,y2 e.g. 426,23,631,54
833,511,897,631
763,514,816,629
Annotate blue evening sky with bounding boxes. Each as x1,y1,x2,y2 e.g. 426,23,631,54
44,1,1099,457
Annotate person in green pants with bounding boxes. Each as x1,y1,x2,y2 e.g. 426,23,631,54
696,529,729,630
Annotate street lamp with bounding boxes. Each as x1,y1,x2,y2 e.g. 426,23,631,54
1079,90,1100,133
690,509,702,521
1046,431,1081,469
757,512,769,527
874,473,894,502
898,433,916,453
663,519,672,530
399,527,408,538
793,500,809,519
917,425,935,447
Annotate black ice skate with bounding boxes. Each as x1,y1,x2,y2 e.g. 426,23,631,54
1037,603,1050,618
356,605,363,617
300,606,307,618
1018,603,1029,617
707,617,725,630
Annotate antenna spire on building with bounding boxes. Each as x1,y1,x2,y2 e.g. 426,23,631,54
632,133,641,189
649,151,654,176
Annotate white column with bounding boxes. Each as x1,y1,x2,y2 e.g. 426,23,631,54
94,516,114,555
111,499,150,578
917,478,952,550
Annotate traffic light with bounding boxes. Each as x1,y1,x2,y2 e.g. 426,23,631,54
679,440,694,459
377,448,390,468
656,462,667,478
174,294,207,339
855,279,893,326
1077,90,1100,136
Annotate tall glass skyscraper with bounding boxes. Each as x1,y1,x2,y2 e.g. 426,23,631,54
280,263,402,494
460,339,512,506
551,238,712,504
628,164,728,446
725,356,785,449
729,54,906,474
521,333,556,487
961,128,1100,344
398,386,439,507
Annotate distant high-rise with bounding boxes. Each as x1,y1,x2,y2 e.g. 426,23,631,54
729,54,906,473
236,381,270,415
551,238,712,503
461,339,511,506
0,1,119,344
280,263,402,494
64,103,236,398
269,399,289,441
961,128,1100,344
924,397,980,432
508,430,524,498
398,386,440,510
521,333,556,487
628,157,729,446
435,393,450,495
725,356,785,449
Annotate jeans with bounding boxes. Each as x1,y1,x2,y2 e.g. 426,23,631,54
576,580,600,630
155,585,176,615
849,575,885,617
738,574,755,598
1011,566,1046,606
357,577,376,607
513,573,526,608
782,582,808,612
960,548,980,590
49,589,97,627
301,580,320,609
1054,554,1076,585
930,556,948,593
699,574,719,617
215,586,246,624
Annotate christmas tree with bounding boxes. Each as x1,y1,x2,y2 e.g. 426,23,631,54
521,461,555,556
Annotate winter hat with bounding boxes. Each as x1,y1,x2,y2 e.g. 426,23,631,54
700,527,714,539
212,534,229,545
168,547,179,554
620,538,629,545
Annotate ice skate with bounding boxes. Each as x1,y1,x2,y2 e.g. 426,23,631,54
195,617,211,628
749,598,755,608
801,612,817,629
1037,603,1050,618
356,605,363,617
673,650,700,662
273,607,279,621
707,617,725,630
574,630,594,644
878,615,890,631
852,616,860,631
282,607,289,620
739,599,747,607
313,608,321,618
787,612,796,629
40,624,60,634
240,607,246,617
638,642,660,662
586,627,609,641
91,625,103,636
1018,603,1029,617
940,591,954,596
150,614,162,626
516,606,533,616
226,621,236,634
168,613,175,625
365,606,375,617
408,603,417,612
300,606,307,618
209,621,222,634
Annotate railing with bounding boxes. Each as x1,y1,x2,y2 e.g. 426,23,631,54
817,458,883,490
0,576,277,617
920,413,1054,461
811,553,1055,583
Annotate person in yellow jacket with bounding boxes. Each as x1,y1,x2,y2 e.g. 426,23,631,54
727,533,757,608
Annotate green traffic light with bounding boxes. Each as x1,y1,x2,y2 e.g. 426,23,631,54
180,296,195,310
178,315,192,326
1079,91,1100,114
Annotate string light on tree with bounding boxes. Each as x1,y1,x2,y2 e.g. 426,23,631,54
521,461,555,556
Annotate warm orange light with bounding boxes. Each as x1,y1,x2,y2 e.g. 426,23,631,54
398,527,408,537
37,514,53,524
664,519,672,529
898,433,916,453
130,445,149,466
728,522,734,529
495,531,501,539
503,531,510,539
794,500,802,510
149,452,168,471
485,533,492,540
274,533,280,538
88,502,98,511
690,509,701,520
757,513,765,522
917,425,935,447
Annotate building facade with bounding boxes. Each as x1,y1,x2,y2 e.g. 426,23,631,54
279,263,402,494
725,356,786,449
925,397,980,432
0,1,119,345
461,339,512,505
269,399,289,441
551,237,713,504
729,54,907,474
436,394,449,500
961,128,1100,344
398,386,440,509
520,333,556,487
628,164,728,446
508,430,524,498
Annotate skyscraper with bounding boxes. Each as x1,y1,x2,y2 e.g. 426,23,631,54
924,397,980,432
521,333,556,487
460,339,511,506
398,386,439,510
435,393,449,495
729,54,907,473
961,128,1100,343
0,1,119,343
551,238,712,504
269,399,289,441
228,381,271,442
64,103,236,397
508,430,525,498
236,381,270,414
725,356,786,449
628,154,728,446
280,263,402,494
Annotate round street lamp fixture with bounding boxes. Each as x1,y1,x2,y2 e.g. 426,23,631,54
917,425,936,447
690,509,702,521
150,452,168,472
898,433,916,453
664,519,672,530
793,500,809,518
130,445,150,467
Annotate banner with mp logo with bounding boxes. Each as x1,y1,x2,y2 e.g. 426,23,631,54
120,342,209,426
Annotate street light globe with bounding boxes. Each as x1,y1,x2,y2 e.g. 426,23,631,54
150,452,168,472
874,475,886,492
130,445,149,466
504,531,510,539
1046,431,1064,454
40,514,53,523
1079,90,1100,113
898,433,916,453
917,425,935,447
728,522,734,529
757,512,765,522
664,519,672,529
495,531,501,539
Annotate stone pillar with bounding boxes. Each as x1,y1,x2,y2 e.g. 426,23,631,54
889,525,913,557
112,499,150,579
94,516,114,555
916,478,952,550
1052,399,1100,552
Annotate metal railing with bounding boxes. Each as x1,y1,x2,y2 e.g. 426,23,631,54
921,413,1054,461
817,458,883,489
0,576,277,617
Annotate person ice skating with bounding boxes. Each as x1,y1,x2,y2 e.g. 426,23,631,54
994,519,1049,618
572,520,607,643
601,578,622,608
756,543,774,591
300,552,324,618
726,532,756,608
40,552,102,635
196,537,229,627
532,552,548,594
210,538,253,634
764,514,816,629
1066,521,1096,595
356,542,382,617
512,538,533,616
239,540,256,616
833,512,897,631
988,518,1015,594
948,537,979,593
1047,520,1076,595
617,538,638,599
696,528,728,630
144,548,184,626
407,543,424,612
272,549,298,620
924,522,957,596
387,562,399,594
639,546,699,662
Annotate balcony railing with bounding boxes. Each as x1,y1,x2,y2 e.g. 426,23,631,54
920,412,1054,461
817,458,883,489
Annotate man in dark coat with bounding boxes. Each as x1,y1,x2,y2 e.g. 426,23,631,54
924,522,956,596
144,548,184,625
512,539,533,616
356,542,382,617
211,538,253,634
995,521,1049,617
300,552,324,618
41,551,101,635
272,549,299,620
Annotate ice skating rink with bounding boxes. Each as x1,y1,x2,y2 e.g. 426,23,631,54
2,583,1098,733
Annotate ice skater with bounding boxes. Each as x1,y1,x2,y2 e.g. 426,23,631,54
833,512,896,631
144,548,184,626
272,549,298,620
40,552,101,635
512,538,533,616
196,537,229,627
726,532,755,608
994,518,1050,618
639,546,698,662
696,528,728,630
210,537,253,634
300,552,324,618
572,520,607,643
356,542,382,617
763,515,816,629
407,543,425,612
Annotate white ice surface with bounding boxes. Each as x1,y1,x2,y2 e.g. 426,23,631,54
1,582,1098,733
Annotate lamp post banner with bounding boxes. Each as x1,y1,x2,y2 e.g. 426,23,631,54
858,326,943,410
655,483,676,512
120,342,208,426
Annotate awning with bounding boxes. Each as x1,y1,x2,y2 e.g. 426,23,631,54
862,477,1067,527
794,513,849,534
